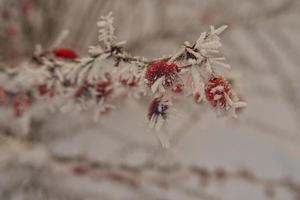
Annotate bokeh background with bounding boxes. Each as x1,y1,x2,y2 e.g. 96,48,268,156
1,0,300,199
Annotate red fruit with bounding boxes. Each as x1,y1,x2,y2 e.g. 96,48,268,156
205,77,232,108
96,80,113,99
75,80,113,102
75,82,93,98
120,76,139,87
13,94,31,117
53,48,78,60
145,62,179,87
214,167,226,179
38,84,55,97
22,0,33,15
38,84,49,96
72,164,90,175
172,84,184,93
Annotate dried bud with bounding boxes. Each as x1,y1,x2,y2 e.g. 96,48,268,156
148,97,168,121
193,92,201,103
148,97,170,130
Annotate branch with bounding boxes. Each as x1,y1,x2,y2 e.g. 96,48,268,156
0,13,246,146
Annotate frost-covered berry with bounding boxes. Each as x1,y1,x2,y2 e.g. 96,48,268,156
37,84,55,97
205,76,232,108
53,48,79,60
145,62,179,88
120,76,139,87
72,164,90,176
13,94,31,117
96,80,113,101
75,80,113,102
172,84,184,93
75,82,93,98
38,84,49,96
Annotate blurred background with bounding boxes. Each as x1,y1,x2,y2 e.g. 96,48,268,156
1,0,300,199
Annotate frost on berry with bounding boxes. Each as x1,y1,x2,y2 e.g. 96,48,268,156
205,76,246,117
38,84,49,96
95,79,113,102
75,80,113,102
53,48,79,60
75,82,93,99
37,84,55,97
13,94,31,117
72,164,90,176
120,76,140,88
172,83,184,93
72,79,114,118
145,62,180,93
205,76,232,108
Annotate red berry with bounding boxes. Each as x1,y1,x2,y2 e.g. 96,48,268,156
53,48,78,60
145,62,179,87
172,84,184,93
214,167,226,179
13,94,31,117
72,164,90,175
75,82,93,98
38,84,55,97
96,80,113,100
38,84,49,96
22,0,33,15
75,80,113,102
120,76,139,87
205,77,232,108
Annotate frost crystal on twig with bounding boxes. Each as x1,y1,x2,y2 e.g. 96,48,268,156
97,12,116,49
